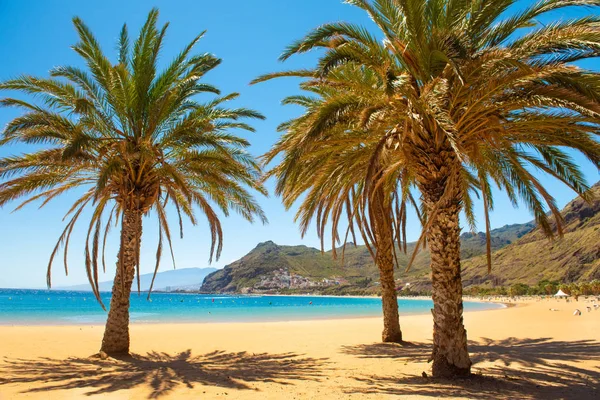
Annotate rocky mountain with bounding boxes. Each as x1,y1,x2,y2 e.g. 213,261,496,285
200,218,537,294
201,182,600,294
58,267,217,292
200,241,361,293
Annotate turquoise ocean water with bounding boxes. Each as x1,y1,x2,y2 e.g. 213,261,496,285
0,289,502,325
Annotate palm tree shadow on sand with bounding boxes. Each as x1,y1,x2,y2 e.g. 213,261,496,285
0,350,329,398
341,337,600,400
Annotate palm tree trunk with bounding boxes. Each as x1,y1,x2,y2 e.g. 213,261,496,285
372,187,402,343
425,193,471,377
100,208,142,355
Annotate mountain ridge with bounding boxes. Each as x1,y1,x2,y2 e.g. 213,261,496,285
201,183,599,294
461,182,600,289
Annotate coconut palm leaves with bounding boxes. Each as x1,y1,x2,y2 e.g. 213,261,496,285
0,9,267,308
257,0,600,377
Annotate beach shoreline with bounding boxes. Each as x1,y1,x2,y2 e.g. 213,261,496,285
1,297,598,399
0,293,505,327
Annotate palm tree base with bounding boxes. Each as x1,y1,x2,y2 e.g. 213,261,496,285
99,336,131,356
99,347,130,357
431,355,471,378
381,331,403,343
91,350,129,360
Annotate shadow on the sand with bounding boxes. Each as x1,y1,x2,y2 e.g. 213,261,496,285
341,337,600,400
0,349,328,398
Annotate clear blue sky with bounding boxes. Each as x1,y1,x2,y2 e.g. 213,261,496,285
0,0,598,288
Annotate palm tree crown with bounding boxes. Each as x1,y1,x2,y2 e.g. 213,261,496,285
263,65,420,259
0,9,267,306
257,0,600,267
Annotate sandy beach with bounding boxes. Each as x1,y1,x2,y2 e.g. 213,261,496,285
0,297,598,399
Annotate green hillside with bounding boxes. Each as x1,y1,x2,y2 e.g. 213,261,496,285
201,183,599,294
462,182,600,288
201,215,537,294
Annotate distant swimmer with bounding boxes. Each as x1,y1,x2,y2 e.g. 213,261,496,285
212,298,215,303
309,301,313,305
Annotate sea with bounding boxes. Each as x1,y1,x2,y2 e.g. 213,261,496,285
0,289,503,325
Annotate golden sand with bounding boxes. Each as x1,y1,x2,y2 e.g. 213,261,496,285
0,298,598,399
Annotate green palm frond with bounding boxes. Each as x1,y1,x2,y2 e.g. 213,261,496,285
257,0,600,274
0,8,267,303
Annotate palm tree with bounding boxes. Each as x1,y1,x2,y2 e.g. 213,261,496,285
259,65,421,343
0,9,267,356
255,0,600,377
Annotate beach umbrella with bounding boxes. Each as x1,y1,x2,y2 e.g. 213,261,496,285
554,290,569,297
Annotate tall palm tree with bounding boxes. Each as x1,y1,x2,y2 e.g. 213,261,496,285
255,0,600,377
0,9,267,356
259,65,421,343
